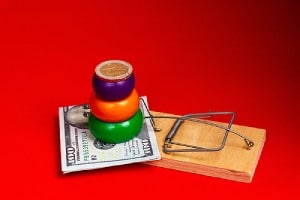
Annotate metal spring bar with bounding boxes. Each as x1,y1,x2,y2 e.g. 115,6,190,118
140,98,254,153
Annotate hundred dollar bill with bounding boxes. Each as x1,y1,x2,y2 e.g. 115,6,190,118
59,96,161,173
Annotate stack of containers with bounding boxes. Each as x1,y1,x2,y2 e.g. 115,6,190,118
88,60,144,143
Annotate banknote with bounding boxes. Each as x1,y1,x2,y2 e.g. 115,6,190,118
59,96,161,173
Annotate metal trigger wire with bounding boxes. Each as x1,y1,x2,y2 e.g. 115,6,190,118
140,98,255,153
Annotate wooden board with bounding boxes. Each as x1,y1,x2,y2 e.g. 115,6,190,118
145,111,266,183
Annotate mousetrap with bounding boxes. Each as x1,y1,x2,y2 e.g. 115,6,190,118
144,110,266,183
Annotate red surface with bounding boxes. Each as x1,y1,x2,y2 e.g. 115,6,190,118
1,0,299,199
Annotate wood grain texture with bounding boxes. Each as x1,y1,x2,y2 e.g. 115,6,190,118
145,111,266,183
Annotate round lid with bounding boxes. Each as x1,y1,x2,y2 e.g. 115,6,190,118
95,60,133,81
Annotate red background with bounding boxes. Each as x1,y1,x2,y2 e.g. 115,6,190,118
1,0,299,199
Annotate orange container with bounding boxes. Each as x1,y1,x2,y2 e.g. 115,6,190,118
89,89,139,122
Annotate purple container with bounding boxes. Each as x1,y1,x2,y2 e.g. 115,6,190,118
92,74,135,101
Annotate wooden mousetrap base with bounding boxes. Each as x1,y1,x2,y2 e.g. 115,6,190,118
145,111,266,183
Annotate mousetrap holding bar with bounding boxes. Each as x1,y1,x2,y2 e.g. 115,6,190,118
140,98,254,153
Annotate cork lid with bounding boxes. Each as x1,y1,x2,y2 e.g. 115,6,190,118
95,60,133,81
